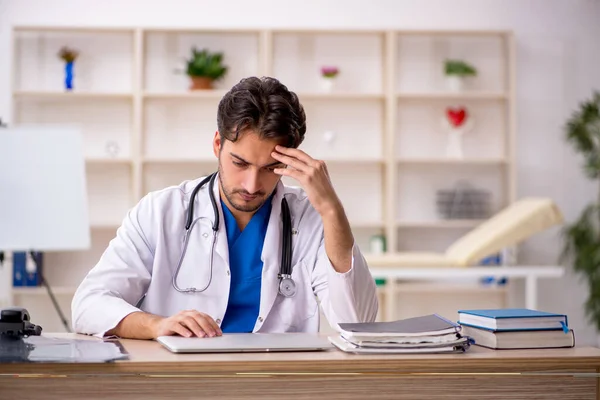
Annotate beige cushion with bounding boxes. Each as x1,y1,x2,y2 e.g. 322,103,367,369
444,197,564,266
366,198,564,268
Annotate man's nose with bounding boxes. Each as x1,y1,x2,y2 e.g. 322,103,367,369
242,170,261,194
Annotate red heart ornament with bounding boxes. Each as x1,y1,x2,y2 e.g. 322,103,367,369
446,107,467,127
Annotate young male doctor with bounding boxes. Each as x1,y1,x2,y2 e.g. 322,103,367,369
71,76,378,339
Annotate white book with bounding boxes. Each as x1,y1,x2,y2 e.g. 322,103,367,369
461,325,575,350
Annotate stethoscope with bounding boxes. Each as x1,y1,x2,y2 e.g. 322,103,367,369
171,172,297,298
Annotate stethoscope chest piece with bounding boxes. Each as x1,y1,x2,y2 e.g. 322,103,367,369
278,275,297,297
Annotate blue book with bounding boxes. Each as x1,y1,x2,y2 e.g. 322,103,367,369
12,252,43,287
458,308,569,333
12,252,26,287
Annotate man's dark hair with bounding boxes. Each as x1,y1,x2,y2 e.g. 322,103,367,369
216,76,306,149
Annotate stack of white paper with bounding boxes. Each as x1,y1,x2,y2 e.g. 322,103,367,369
329,314,472,354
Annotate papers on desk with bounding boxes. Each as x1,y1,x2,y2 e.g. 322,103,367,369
329,314,472,354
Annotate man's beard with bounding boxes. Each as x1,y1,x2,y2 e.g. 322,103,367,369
218,162,267,213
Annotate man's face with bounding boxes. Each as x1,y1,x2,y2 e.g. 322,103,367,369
213,130,286,213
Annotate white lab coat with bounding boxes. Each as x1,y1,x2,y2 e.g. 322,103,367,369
71,175,379,337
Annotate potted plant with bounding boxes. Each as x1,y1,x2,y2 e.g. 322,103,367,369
58,46,79,91
444,59,477,92
561,90,600,345
319,66,339,92
182,47,228,90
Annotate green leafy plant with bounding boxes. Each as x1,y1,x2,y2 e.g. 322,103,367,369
183,47,227,80
561,90,600,331
444,59,477,77
58,46,79,63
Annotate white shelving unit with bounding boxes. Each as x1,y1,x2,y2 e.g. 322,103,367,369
7,26,519,329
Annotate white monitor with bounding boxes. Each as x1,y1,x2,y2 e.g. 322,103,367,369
0,126,90,251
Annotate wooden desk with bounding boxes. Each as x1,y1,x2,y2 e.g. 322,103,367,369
1,334,599,400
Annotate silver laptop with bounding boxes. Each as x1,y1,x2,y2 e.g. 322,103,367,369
157,332,333,353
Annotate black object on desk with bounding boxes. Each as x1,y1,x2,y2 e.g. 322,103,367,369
0,307,42,338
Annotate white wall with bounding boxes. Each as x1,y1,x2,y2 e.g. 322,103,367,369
1,0,599,344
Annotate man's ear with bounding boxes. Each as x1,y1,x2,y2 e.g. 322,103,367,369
213,131,221,158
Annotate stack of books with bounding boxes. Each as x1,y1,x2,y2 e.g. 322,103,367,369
328,314,472,354
458,308,575,350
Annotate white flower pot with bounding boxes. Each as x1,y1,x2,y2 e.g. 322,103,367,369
369,235,386,254
319,77,335,92
446,76,464,92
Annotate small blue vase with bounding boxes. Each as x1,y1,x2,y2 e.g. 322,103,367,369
64,61,74,91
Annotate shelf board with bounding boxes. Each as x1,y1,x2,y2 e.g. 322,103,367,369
86,158,132,165
143,158,382,165
323,158,384,164
12,27,509,36
397,92,507,100
397,29,510,36
13,91,133,100
143,92,385,101
397,158,507,165
9,91,504,101
396,219,485,229
143,91,228,100
393,282,508,294
350,221,385,229
14,26,135,34
272,28,387,35
90,223,121,230
364,253,402,266
144,27,262,34
297,92,385,100
143,158,217,164
12,286,77,296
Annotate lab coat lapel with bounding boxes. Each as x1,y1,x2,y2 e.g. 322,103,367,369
259,180,285,325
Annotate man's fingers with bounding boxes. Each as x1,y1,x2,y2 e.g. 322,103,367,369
194,313,222,336
271,151,309,172
181,316,206,337
273,167,302,181
207,317,223,336
174,311,223,337
274,145,316,167
195,317,220,337
170,322,193,338
187,311,222,336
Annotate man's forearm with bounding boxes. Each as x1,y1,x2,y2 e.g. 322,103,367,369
105,311,161,339
321,205,355,273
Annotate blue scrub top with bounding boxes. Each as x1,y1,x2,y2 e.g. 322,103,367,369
219,195,273,333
